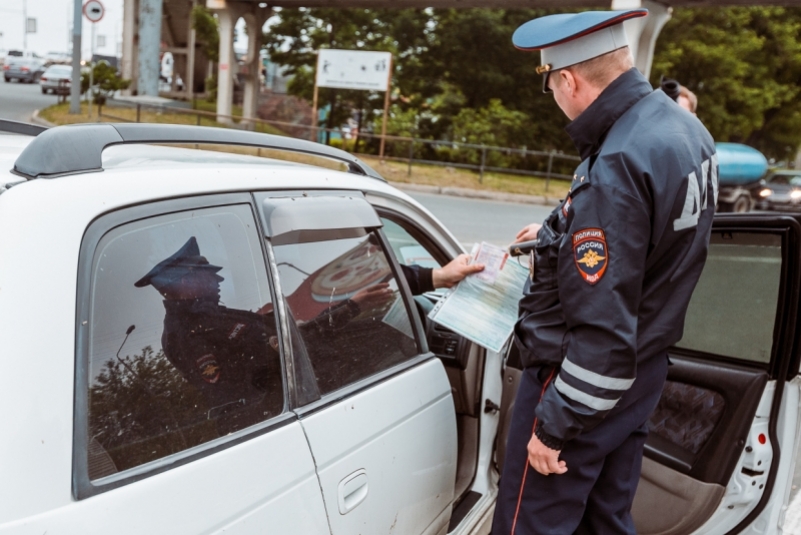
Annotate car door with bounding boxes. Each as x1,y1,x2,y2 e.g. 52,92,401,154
495,213,801,534
62,195,330,534
366,190,505,534
256,190,459,535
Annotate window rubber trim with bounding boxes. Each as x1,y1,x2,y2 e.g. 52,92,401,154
73,192,296,500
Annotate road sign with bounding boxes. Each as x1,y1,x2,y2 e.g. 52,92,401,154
83,0,105,23
316,49,392,91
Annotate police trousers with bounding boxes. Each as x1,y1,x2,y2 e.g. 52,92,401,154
491,355,668,535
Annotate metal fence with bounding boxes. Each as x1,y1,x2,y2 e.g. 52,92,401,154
97,99,581,189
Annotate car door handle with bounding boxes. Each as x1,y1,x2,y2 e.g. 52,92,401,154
337,469,368,515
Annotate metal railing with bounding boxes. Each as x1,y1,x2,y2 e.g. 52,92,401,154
95,99,581,189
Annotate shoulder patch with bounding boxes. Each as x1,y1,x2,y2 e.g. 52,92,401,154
197,354,221,384
561,196,572,217
572,228,608,285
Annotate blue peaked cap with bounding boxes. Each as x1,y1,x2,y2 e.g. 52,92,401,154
134,236,222,291
513,9,648,92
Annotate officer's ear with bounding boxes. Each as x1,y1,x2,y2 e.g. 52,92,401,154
554,69,576,96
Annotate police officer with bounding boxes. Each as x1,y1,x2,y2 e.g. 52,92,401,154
494,9,717,534
135,237,286,434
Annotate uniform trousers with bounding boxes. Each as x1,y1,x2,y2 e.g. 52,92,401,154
491,355,668,535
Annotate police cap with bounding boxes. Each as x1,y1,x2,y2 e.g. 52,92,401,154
513,9,648,92
134,236,222,291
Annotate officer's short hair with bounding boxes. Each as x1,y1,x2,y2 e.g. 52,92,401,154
551,47,633,90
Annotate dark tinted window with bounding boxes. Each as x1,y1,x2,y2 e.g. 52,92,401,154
676,232,781,363
273,232,418,396
86,204,283,479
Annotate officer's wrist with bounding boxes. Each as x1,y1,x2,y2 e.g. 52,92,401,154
535,423,565,451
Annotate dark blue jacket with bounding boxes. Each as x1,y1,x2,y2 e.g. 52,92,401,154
514,68,718,449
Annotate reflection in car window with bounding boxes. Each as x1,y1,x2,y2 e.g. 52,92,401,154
87,205,283,479
676,232,781,363
273,232,418,396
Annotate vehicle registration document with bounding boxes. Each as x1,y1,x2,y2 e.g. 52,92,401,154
428,242,529,353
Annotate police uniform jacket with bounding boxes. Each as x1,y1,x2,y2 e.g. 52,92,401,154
515,68,718,450
161,298,284,430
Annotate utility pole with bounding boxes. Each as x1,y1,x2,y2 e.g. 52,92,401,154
22,0,27,53
69,0,83,114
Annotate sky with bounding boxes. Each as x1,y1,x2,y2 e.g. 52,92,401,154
0,0,123,59
0,0,258,62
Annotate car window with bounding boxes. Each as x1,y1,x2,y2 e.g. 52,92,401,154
381,217,441,270
769,174,791,185
85,204,283,479
273,231,418,396
675,232,781,363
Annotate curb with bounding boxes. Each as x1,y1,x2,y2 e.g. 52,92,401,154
31,109,56,128
389,181,562,207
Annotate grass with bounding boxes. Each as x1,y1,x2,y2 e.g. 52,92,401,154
38,102,571,199
38,101,286,136
358,156,570,198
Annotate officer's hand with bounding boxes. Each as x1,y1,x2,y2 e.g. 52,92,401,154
514,223,542,244
527,432,568,476
351,283,394,311
432,254,484,289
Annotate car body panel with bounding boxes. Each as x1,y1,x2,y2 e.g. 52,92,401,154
300,359,457,535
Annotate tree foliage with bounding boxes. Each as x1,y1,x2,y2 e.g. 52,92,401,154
262,7,801,160
651,7,801,161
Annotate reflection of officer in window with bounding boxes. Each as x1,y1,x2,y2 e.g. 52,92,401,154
134,237,283,434
135,237,390,433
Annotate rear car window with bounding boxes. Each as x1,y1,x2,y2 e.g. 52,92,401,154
85,204,283,479
273,231,418,396
676,232,781,363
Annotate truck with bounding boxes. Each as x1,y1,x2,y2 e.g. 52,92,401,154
715,142,769,212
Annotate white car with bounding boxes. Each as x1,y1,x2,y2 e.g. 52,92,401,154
0,120,800,534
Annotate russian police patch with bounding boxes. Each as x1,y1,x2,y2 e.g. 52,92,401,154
572,228,608,285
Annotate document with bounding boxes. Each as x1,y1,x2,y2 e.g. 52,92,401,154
428,242,529,353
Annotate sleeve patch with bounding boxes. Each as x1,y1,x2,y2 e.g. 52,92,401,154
572,228,608,285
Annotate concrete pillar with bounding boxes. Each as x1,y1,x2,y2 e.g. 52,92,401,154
137,0,163,96
242,8,271,129
186,0,197,101
214,5,237,124
121,0,138,95
612,0,672,79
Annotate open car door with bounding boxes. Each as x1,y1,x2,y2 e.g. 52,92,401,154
496,213,801,534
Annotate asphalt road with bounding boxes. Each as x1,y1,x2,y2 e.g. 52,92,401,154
0,75,59,122
406,191,555,248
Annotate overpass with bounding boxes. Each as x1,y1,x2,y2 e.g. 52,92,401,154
120,0,800,125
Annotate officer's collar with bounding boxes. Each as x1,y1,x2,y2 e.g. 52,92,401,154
565,67,652,161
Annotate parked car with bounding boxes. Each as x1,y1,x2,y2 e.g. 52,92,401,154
44,51,72,65
0,120,800,534
3,58,46,83
39,64,73,94
753,170,801,212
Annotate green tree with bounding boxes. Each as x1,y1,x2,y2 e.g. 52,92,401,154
652,7,801,161
81,62,131,105
263,8,400,142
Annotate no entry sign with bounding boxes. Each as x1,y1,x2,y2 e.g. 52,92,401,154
83,0,105,23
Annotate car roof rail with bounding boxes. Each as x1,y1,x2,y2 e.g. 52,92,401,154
11,123,385,181
0,119,48,137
